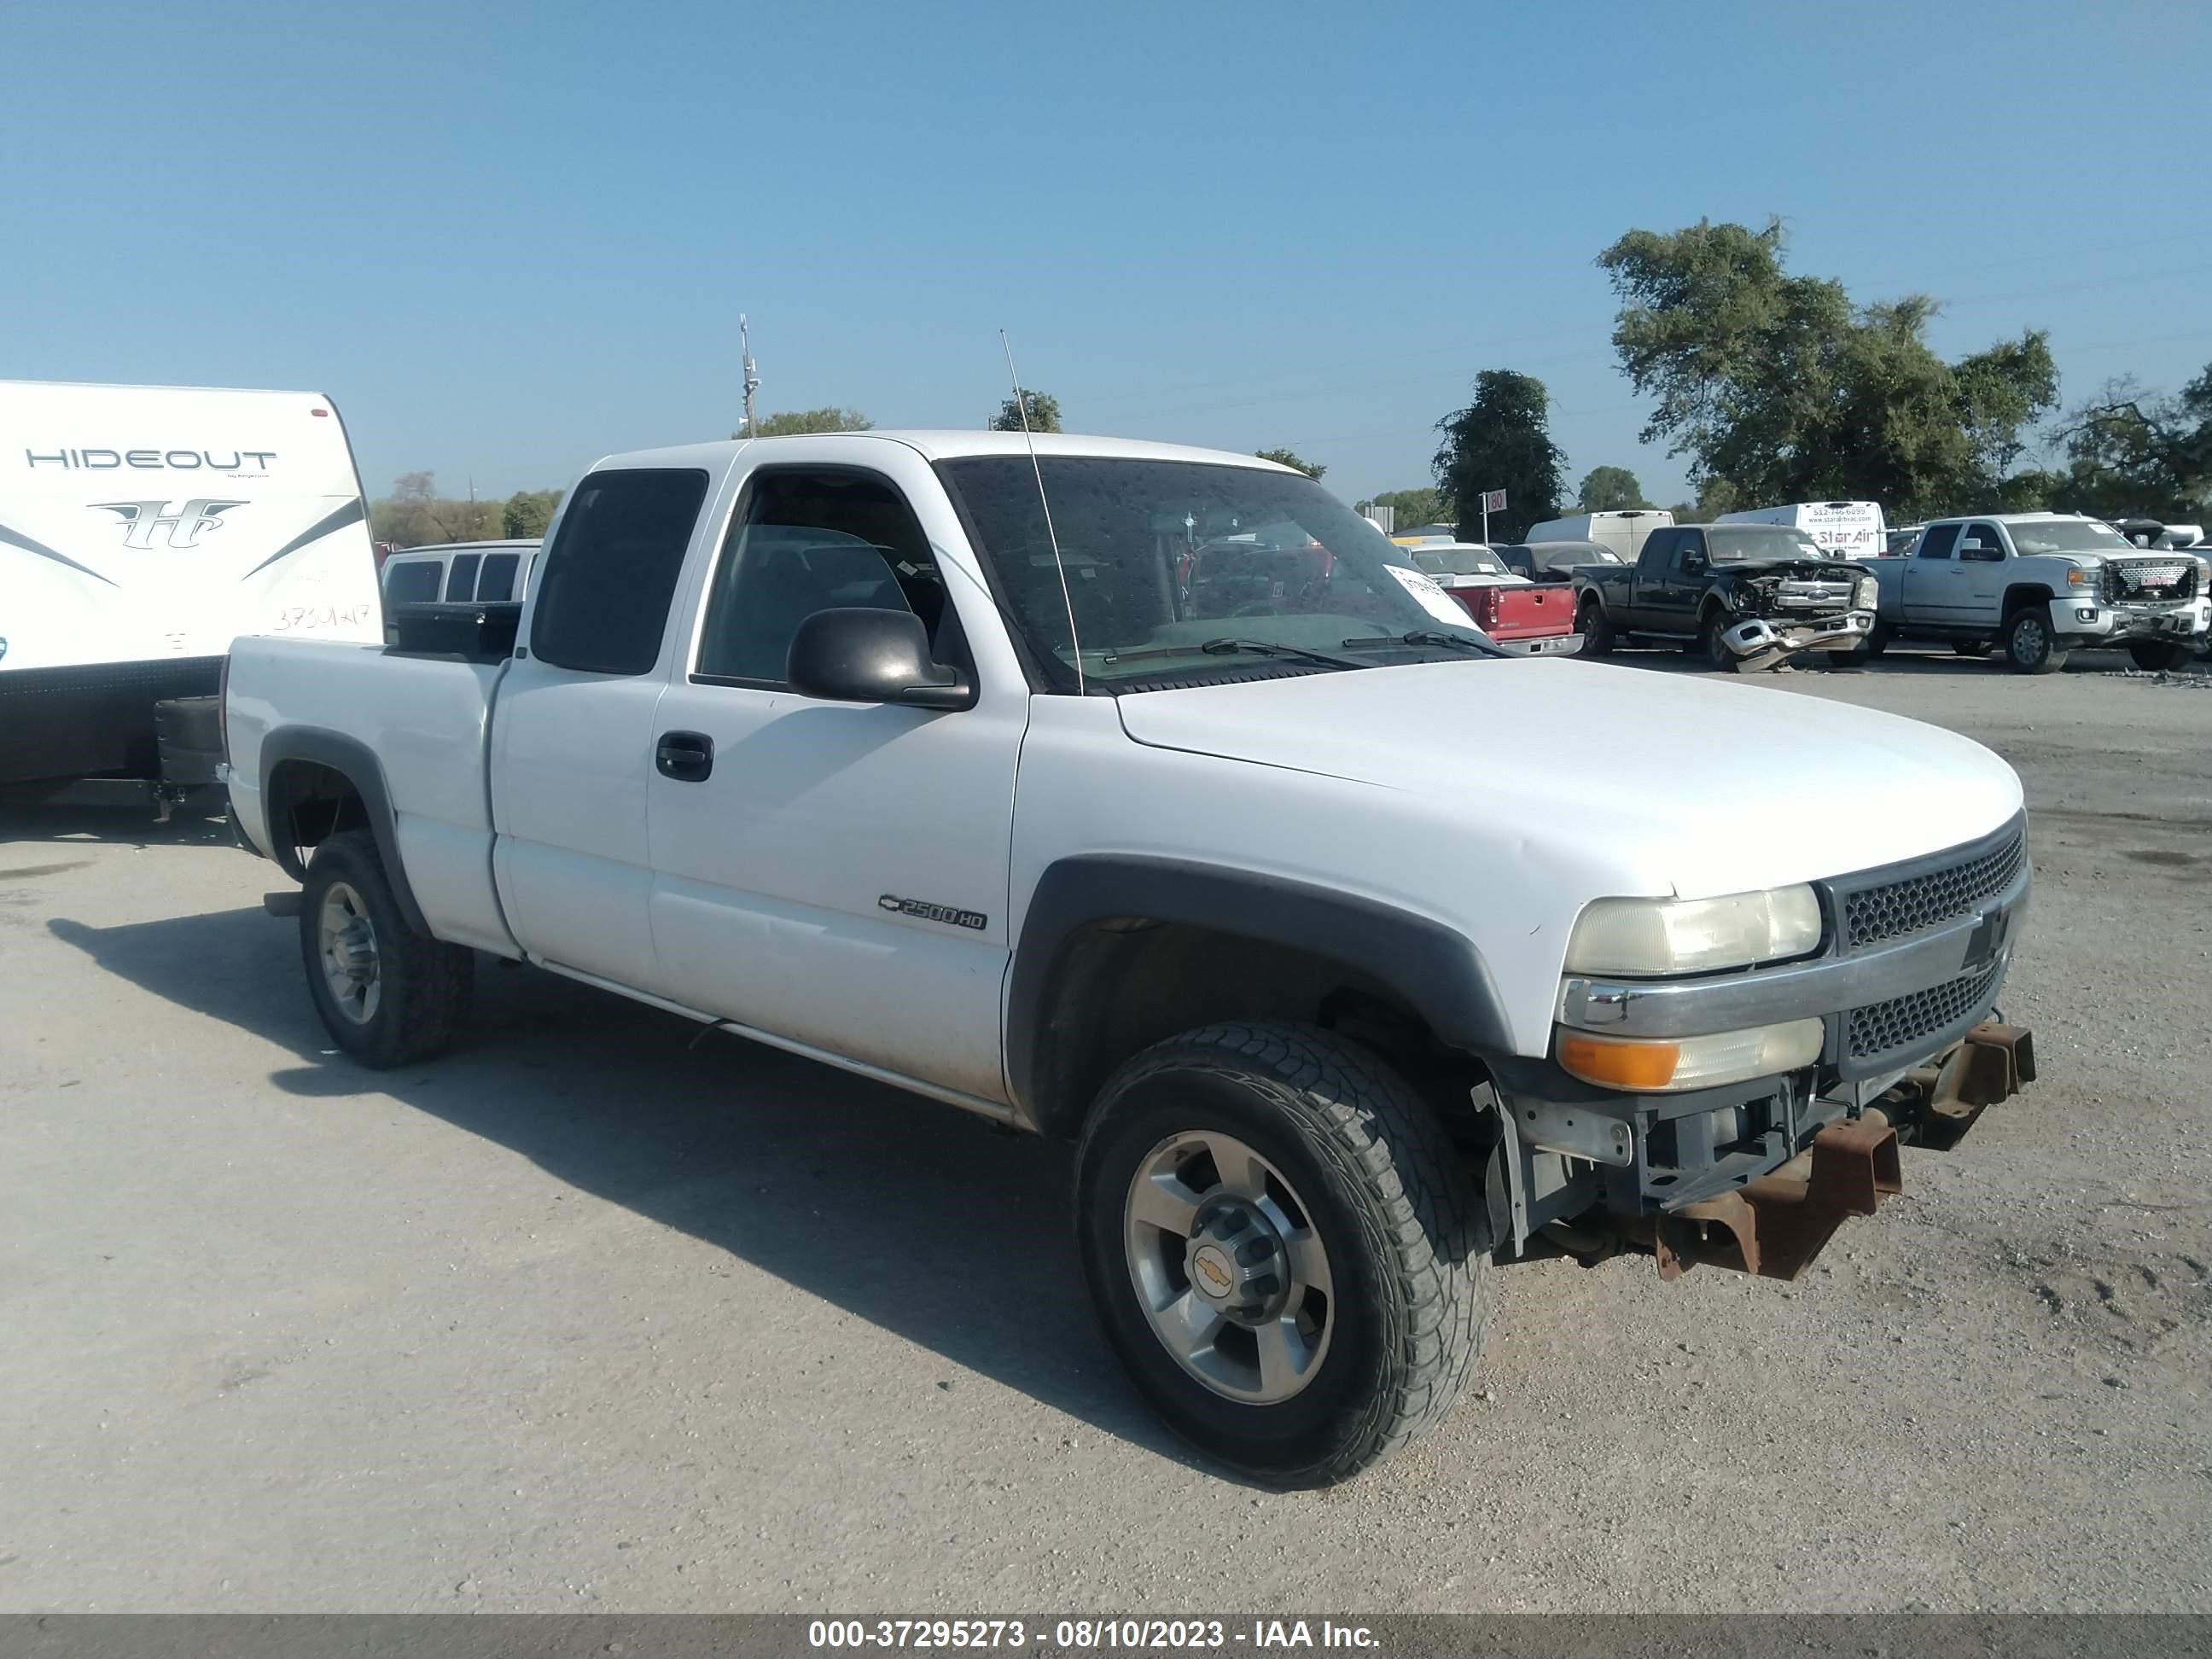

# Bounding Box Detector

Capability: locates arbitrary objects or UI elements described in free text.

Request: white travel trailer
[1714,500,1889,559]
[0,380,381,807]
[1523,508,1674,562]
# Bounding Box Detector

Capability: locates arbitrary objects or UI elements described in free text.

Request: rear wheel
[2003,608,2068,675]
[2129,640,2193,672]
[1575,597,1614,656]
[1074,1023,1489,1487]
[299,830,474,1067]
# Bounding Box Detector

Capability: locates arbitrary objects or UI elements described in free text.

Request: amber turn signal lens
[1557,1032,1680,1091]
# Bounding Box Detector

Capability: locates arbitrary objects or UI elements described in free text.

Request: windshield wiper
[1339,630,1498,655]
[1102,636,1368,670]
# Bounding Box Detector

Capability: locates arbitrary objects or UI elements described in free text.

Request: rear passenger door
[1903,522,1964,624]
[643,448,1027,1104]
[489,466,713,990]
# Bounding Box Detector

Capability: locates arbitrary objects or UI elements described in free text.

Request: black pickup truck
[1572,523,1878,670]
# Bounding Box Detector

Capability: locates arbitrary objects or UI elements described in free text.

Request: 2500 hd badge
[878,894,988,929]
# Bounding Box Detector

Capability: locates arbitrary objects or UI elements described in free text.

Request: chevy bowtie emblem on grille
[95,497,245,550]
[1961,905,2012,971]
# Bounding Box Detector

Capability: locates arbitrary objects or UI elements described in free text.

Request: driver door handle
[655,731,714,783]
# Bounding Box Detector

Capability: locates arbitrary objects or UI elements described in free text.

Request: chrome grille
[1848,960,2004,1061]
[1840,828,2025,949]
[2104,559,2198,605]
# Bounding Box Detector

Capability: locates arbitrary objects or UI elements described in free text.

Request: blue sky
[8,0,2209,508]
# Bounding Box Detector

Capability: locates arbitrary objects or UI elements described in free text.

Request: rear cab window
[1918,524,1963,561]
[529,469,711,675]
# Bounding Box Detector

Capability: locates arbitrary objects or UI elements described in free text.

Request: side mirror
[1681,553,1707,575]
[786,608,974,711]
[1959,539,2001,562]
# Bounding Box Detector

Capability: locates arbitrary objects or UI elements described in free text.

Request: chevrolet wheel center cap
[1192,1246,1235,1299]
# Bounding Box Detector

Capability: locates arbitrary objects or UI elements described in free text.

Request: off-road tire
[1074,1022,1490,1487]
[299,830,474,1068]
[1575,597,1614,656]
[2003,608,2068,675]
[1700,612,1738,672]
[2128,640,2194,672]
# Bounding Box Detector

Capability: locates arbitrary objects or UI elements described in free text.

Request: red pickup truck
[1409,544,1580,655]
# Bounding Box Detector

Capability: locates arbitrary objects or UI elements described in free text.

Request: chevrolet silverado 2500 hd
[223,432,2037,1485]
[1866,513,2209,672]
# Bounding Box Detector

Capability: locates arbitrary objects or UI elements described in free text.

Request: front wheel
[1700,612,1738,672]
[1074,1023,1490,1487]
[2003,608,2069,675]
[2129,639,2194,672]
[300,830,474,1068]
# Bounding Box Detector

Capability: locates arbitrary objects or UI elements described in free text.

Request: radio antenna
[999,330,1084,694]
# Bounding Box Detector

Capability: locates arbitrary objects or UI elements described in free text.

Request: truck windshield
[936,457,1494,690]
[2005,520,2131,555]
[1707,527,1829,562]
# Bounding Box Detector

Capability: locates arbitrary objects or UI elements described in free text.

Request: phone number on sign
[806,1621,1242,1650]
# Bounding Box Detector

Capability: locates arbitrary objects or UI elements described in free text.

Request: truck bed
[1439,579,1575,640]
[225,636,518,956]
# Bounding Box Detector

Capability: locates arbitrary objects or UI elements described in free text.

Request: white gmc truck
[223,432,2038,1485]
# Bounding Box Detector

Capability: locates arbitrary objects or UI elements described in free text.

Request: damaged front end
[1717,561,1877,668]
[1481,815,2036,1283]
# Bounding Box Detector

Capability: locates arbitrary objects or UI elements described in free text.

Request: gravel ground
[1,646,2207,1613]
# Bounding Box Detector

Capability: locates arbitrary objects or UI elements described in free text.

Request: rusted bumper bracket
[1622,1022,2036,1282]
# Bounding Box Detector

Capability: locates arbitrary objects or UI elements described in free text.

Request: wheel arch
[1006,855,1512,1138]
[260,727,429,936]
[2002,581,2056,616]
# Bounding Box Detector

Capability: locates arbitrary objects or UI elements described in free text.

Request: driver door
[643,445,1028,1105]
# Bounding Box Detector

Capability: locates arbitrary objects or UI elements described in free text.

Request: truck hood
[1728,558,1871,579]
[1113,659,2023,899]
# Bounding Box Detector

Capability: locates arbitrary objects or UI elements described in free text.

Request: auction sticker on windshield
[1382,562,1476,627]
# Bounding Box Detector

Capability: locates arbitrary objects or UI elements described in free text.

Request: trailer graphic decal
[94,498,245,550]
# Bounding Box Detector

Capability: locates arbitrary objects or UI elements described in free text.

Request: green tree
[1598,218,2058,520]
[502,488,565,539]
[1255,447,1324,479]
[990,388,1062,433]
[1576,465,1650,511]
[736,406,874,438]
[2048,366,2212,521]
[1356,486,1450,531]
[1432,370,1567,542]
[370,472,533,548]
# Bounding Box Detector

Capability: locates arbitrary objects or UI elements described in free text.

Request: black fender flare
[259,727,431,936]
[1004,854,1514,1132]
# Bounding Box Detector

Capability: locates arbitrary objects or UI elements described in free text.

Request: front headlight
[1557,1019,1825,1093]
[1565,886,1823,976]
[1854,574,1878,609]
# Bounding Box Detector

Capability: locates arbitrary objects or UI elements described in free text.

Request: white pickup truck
[223,431,2039,1484]
[1866,512,2209,672]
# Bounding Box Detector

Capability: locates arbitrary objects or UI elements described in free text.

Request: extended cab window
[530,469,708,675]
[1918,524,1962,561]
[694,468,963,687]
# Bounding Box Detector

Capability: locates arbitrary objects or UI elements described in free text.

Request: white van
[0,379,381,805]
[1523,509,1674,562]
[1714,500,1888,559]
[380,539,538,609]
